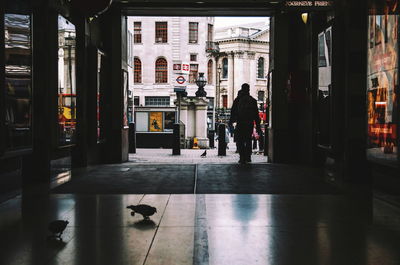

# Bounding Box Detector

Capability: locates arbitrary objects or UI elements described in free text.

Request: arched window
[155,58,168,83]
[222,58,228,79]
[134,57,142,83]
[257,57,264,78]
[207,60,213,84]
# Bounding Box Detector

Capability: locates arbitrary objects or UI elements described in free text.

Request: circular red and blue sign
[176,76,186,84]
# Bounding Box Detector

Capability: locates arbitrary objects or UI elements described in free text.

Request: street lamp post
[216,65,222,122]
[195,72,207,97]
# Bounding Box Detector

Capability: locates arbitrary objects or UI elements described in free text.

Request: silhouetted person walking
[229,90,243,153]
[229,83,261,164]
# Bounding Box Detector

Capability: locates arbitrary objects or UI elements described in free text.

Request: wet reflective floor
[1,191,400,265]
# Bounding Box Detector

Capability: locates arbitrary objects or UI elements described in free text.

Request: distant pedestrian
[229,83,261,164]
[252,126,259,150]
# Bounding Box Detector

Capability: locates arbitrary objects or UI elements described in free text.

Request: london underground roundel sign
[176,75,186,84]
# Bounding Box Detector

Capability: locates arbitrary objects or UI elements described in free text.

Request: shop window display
[4,14,32,150]
[317,27,332,147]
[367,14,398,164]
[135,111,175,133]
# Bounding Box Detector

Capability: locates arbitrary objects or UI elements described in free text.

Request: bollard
[264,125,268,156]
[218,123,226,156]
[129,123,136,154]
[172,123,180,155]
[208,130,215,148]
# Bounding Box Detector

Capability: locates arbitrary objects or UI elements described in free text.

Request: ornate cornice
[234,51,244,58]
[246,51,256,59]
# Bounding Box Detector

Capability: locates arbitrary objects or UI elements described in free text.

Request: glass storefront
[367,14,398,164]
[317,26,332,147]
[58,15,76,145]
[4,13,32,150]
[135,110,176,133]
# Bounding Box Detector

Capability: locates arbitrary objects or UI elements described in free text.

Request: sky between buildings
[214,16,269,29]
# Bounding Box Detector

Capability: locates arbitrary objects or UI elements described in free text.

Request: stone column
[194,98,209,148]
[177,98,190,138]
[228,52,235,107]
[248,52,257,97]
[234,51,244,102]
[177,97,209,148]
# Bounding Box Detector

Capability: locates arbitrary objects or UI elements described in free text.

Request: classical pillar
[177,97,209,148]
[228,52,235,107]
[194,98,209,148]
[234,51,244,100]
[247,52,257,97]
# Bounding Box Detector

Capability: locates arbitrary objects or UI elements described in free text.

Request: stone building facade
[129,16,215,109]
[214,21,270,111]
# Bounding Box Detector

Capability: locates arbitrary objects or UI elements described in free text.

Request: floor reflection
[0,193,399,265]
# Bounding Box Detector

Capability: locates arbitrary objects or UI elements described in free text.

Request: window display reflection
[367,15,398,163]
[4,14,32,149]
[317,27,332,147]
[58,16,76,145]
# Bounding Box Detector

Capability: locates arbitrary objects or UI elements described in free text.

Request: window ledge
[154,42,169,45]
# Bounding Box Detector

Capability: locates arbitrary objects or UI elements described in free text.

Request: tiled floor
[1,147,400,265]
[1,191,400,265]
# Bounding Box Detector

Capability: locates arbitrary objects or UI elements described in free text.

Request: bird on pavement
[127,204,157,220]
[48,220,69,240]
[200,150,207,157]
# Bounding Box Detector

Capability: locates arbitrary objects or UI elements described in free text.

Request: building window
[258,91,265,101]
[134,96,140,106]
[189,22,198,43]
[190,54,197,61]
[207,60,213,84]
[155,22,167,43]
[257,57,265,78]
[222,95,228,108]
[145,96,170,106]
[134,57,142,83]
[155,58,168,83]
[222,58,228,79]
[207,24,213,42]
[134,22,141,43]
[189,64,198,83]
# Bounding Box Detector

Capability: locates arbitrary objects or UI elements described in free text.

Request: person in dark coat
[229,83,261,163]
[229,90,243,153]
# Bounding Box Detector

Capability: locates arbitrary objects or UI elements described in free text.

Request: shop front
[135,107,176,148]
[367,6,399,167]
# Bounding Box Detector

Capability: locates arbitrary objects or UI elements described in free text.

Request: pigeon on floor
[200,150,207,157]
[127,204,157,220]
[48,220,69,240]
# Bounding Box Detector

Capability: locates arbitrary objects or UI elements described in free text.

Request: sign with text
[284,0,333,10]
[173,62,190,75]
